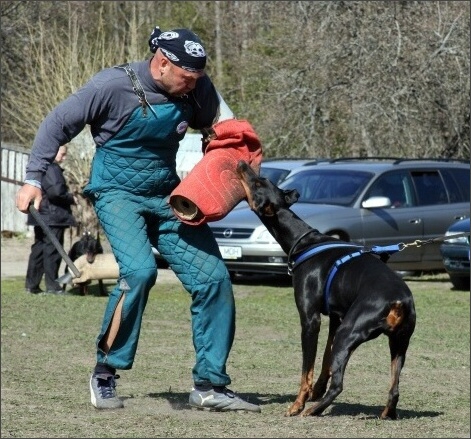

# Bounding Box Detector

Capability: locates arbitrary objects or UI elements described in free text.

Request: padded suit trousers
[92,191,235,387]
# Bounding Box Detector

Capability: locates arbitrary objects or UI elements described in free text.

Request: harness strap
[287,229,320,265]
[289,231,469,315]
[116,63,158,119]
[289,241,404,315]
[288,242,363,274]
[323,251,364,315]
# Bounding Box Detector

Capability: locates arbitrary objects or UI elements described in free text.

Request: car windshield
[279,169,373,206]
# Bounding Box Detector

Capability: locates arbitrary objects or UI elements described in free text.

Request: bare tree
[2,1,469,161]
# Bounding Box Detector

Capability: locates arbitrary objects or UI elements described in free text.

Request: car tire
[449,275,470,291]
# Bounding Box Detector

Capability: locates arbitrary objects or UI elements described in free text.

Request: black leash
[288,231,470,273]
[400,232,470,248]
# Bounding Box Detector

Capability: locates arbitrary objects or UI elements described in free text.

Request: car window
[280,170,372,206]
[364,171,414,208]
[441,168,470,203]
[411,171,448,205]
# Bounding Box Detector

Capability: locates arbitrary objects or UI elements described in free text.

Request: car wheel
[449,275,470,291]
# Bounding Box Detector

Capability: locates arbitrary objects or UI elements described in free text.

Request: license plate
[219,246,242,260]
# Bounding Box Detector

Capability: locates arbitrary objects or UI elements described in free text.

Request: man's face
[156,54,205,97]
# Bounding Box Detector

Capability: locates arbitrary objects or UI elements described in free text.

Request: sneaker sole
[190,405,248,412]
[189,403,260,413]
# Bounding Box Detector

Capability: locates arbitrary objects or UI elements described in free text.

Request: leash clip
[400,240,424,249]
[287,261,294,276]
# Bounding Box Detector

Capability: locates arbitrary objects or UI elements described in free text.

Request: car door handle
[408,218,422,224]
[455,215,467,220]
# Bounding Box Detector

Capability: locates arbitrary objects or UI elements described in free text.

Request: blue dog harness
[288,237,402,315]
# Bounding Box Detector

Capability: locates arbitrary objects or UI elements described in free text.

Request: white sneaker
[189,387,261,412]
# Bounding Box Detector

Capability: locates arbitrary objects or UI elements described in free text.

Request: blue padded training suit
[25,59,236,388]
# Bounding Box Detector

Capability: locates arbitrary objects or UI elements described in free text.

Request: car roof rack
[263,156,468,166]
[323,157,469,165]
[390,157,469,165]
[261,157,314,162]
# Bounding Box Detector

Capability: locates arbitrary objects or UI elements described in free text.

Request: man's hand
[16,184,42,213]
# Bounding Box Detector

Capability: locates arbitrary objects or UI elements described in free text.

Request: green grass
[1,274,469,438]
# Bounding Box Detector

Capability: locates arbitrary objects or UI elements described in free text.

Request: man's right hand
[16,184,42,213]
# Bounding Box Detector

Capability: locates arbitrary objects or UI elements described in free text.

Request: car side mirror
[362,196,392,209]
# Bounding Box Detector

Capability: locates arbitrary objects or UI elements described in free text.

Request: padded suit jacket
[24,58,228,186]
[27,162,77,227]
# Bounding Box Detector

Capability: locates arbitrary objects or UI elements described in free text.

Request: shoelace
[214,386,235,398]
[224,388,236,399]
[97,374,120,399]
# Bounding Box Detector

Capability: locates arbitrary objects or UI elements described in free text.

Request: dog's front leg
[285,310,321,417]
[286,369,314,416]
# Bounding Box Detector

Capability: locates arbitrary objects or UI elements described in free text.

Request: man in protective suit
[16,26,261,413]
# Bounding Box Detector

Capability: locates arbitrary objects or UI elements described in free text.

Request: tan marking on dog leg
[301,401,321,416]
[312,331,334,400]
[286,369,313,416]
[386,301,404,329]
[380,356,399,420]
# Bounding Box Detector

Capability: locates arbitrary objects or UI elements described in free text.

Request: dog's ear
[284,189,300,206]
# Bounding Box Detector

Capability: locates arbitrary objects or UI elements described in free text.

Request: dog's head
[77,231,103,263]
[236,160,299,217]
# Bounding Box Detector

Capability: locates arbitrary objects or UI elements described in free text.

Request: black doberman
[236,160,416,419]
[64,231,106,296]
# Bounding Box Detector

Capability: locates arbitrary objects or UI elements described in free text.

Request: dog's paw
[285,403,304,417]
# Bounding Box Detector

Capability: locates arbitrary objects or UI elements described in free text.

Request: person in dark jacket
[25,144,77,294]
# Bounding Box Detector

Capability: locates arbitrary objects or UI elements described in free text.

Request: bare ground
[1,233,469,438]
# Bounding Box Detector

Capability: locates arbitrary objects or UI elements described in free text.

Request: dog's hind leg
[380,311,415,420]
[301,310,384,417]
